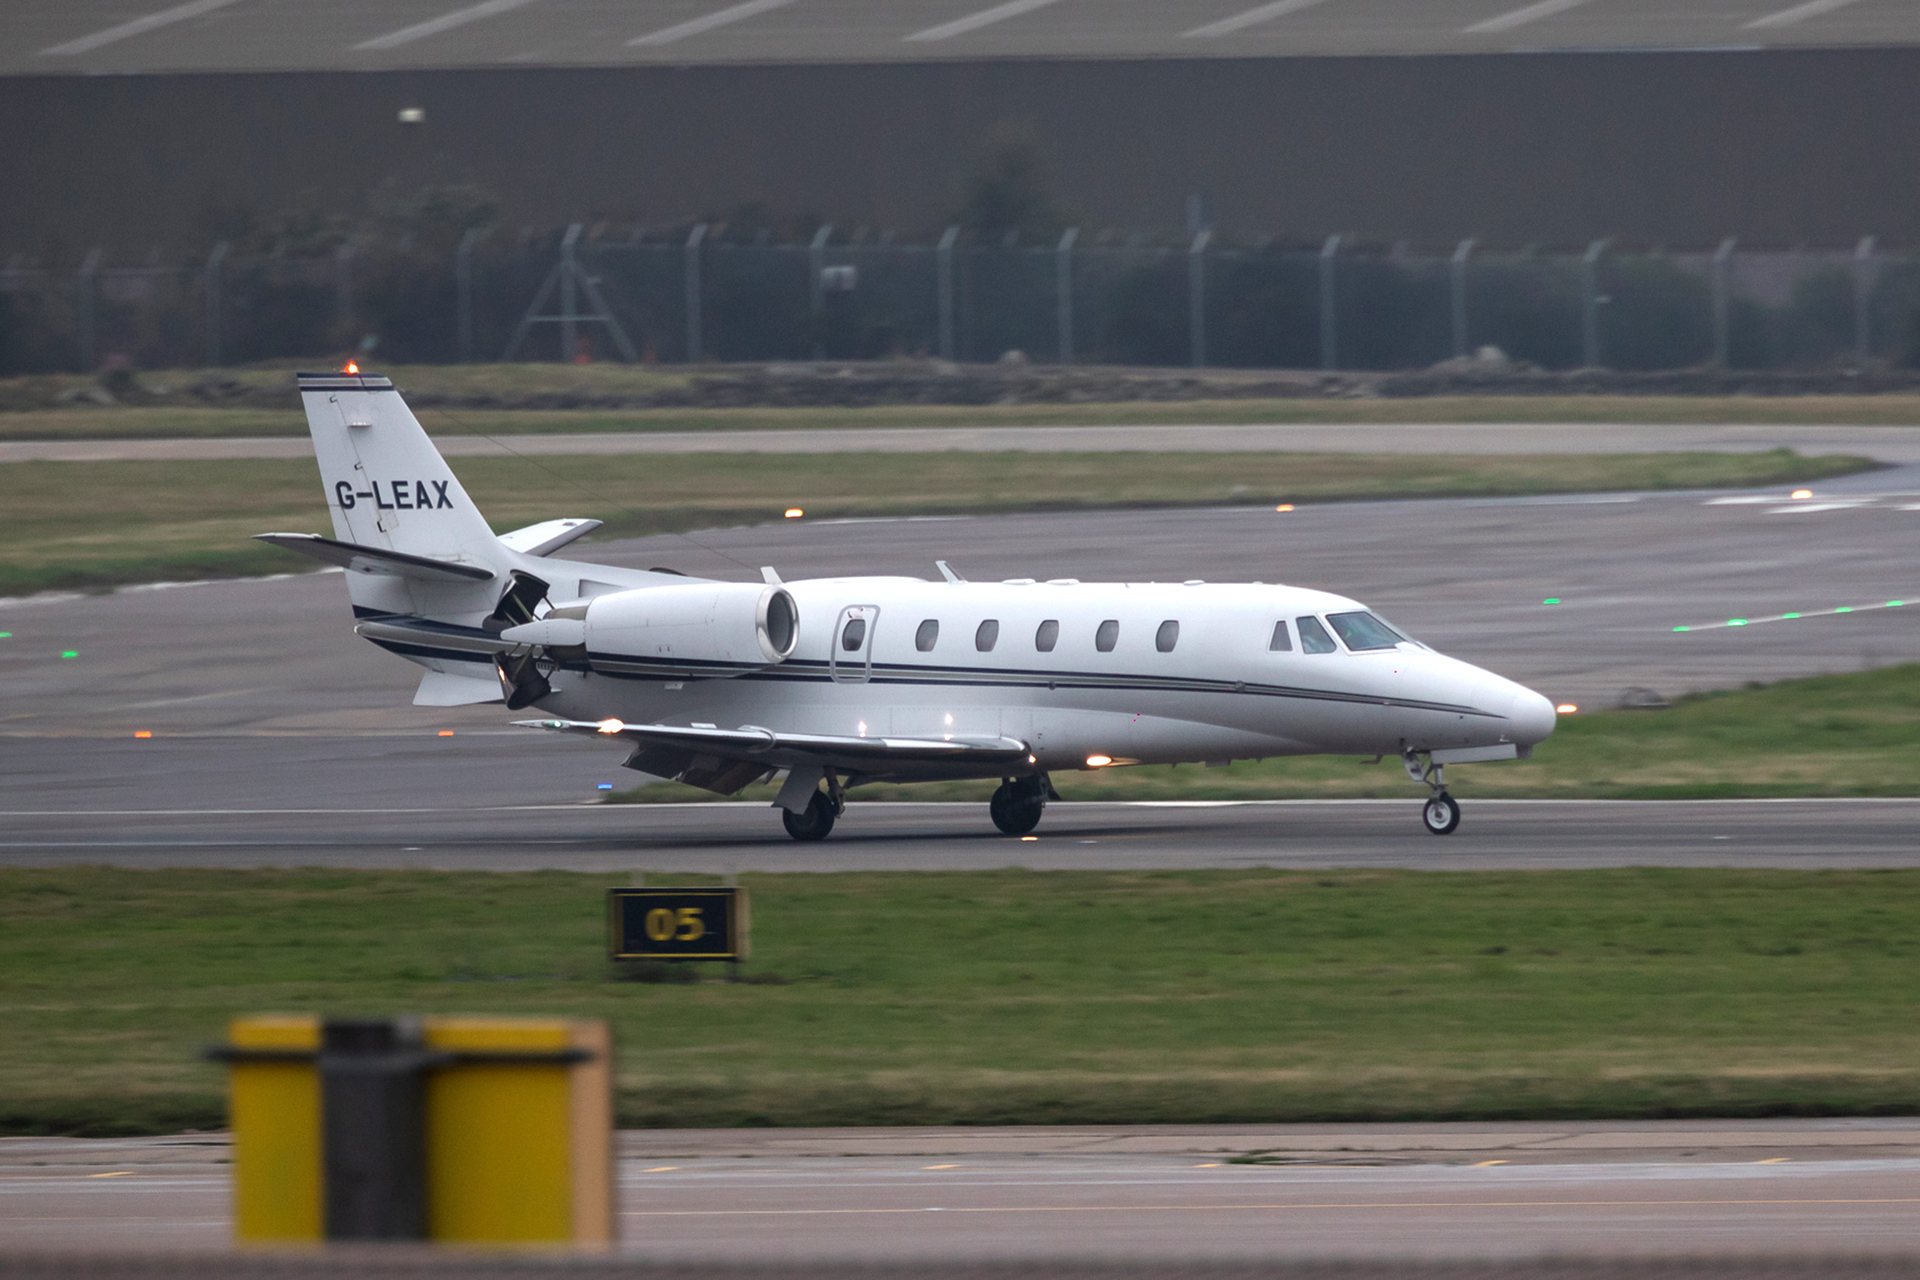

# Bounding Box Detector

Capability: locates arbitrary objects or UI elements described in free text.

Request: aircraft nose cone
[1509,687,1557,746]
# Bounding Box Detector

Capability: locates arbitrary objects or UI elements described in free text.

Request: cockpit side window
[1296,615,1337,654]
[1268,620,1292,652]
[1327,610,1405,652]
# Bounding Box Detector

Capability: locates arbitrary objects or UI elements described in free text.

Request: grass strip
[0,448,1871,597]
[8,395,1920,440]
[2,866,1917,1136]
[617,664,1920,805]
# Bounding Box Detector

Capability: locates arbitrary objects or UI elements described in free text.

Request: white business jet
[260,371,1555,841]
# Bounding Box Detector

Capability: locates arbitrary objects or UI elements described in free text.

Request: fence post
[1449,238,1475,359]
[1318,234,1342,371]
[1055,227,1078,365]
[559,224,583,361]
[1711,237,1736,368]
[455,227,483,364]
[1853,235,1878,367]
[333,242,356,342]
[936,226,959,361]
[1580,238,1610,369]
[684,224,707,364]
[808,224,832,359]
[75,248,102,371]
[1187,229,1212,368]
[206,241,229,368]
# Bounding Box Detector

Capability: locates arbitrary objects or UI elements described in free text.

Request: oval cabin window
[1156,620,1180,653]
[841,617,867,651]
[1035,619,1060,652]
[915,619,939,652]
[1095,619,1119,653]
[975,619,1000,652]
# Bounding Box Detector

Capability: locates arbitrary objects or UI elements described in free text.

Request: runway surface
[6,1122,1920,1258]
[6,796,1920,871]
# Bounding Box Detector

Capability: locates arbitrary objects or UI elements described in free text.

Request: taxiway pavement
[5,1122,1919,1258]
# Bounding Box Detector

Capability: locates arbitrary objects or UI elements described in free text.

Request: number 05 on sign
[608,887,748,962]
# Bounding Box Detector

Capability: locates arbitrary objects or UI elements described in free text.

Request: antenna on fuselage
[761,566,782,584]
[935,560,965,584]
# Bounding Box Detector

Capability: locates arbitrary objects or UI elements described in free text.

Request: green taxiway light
[1673,625,1692,632]
[1835,606,1854,614]
[0,631,11,639]
[1727,619,1748,627]
[1781,612,1800,619]
[1888,601,1905,608]
[1541,598,1561,606]
[58,650,78,659]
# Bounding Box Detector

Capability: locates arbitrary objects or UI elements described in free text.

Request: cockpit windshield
[1326,610,1406,652]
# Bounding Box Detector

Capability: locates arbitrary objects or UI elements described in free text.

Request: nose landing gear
[989,774,1051,836]
[1404,751,1461,836]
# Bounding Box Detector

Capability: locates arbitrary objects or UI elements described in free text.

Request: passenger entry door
[831,605,878,684]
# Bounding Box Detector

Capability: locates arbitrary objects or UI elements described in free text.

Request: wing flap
[516,717,1031,792]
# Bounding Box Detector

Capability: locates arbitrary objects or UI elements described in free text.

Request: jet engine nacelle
[577,582,799,673]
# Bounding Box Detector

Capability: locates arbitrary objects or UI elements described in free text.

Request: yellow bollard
[217,1015,612,1248]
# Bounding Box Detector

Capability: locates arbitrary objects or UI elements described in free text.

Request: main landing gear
[989,774,1051,836]
[1404,751,1461,836]
[782,771,846,842]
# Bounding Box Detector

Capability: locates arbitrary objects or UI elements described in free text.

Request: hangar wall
[3,48,1916,255]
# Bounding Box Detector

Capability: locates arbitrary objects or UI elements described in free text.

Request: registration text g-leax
[335,479,454,511]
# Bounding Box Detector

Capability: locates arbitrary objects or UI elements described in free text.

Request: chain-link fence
[6,229,1917,376]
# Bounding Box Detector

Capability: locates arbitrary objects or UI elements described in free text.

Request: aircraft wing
[515,718,1030,794]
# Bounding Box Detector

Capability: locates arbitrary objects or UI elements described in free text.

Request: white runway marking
[1464,0,1596,35]
[1183,0,1337,39]
[904,0,1067,43]
[629,0,802,47]
[39,0,247,56]
[354,0,544,51]
[1744,0,1868,30]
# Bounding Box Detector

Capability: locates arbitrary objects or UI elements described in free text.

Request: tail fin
[289,370,508,618]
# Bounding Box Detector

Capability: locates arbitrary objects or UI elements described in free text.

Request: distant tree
[955,126,1063,238]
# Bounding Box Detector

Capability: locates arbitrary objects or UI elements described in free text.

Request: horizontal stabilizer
[413,669,503,707]
[497,518,603,557]
[254,532,495,583]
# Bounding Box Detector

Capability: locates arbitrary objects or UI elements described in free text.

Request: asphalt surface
[5,469,1920,865]
[17,0,1920,75]
[10,421,1920,463]
[6,1123,1920,1258]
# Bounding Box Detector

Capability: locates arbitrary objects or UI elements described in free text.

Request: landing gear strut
[782,770,846,842]
[1404,751,1461,836]
[989,774,1049,837]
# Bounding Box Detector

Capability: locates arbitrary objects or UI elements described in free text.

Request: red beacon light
[343,359,360,375]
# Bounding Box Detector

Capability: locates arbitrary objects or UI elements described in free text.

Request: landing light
[1086,754,1114,768]
[1790,488,1813,500]
[1555,703,1578,715]
[596,718,626,735]
[1274,504,1294,513]
[784,507,804,520]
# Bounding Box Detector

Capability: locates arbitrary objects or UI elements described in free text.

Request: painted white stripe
[904,0,1068,43]
[1463,0,1596,35]
[1743,0,1868,30]
[629,0,802,47]
[39,0,248,57]
[354,0,543,51]
[1184,0,1336,39]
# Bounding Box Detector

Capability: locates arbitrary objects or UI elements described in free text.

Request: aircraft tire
[1421,792,1461,836]
[989,784,1045,837]
[782,791,838,841]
